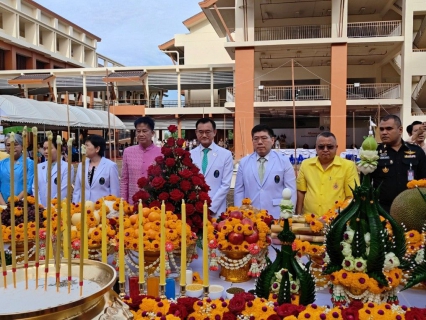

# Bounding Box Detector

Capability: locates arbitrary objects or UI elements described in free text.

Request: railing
[414,16,426,47]
[255,25,331,41]
[347,20,402,38]
[139,99,225,108]
[255,85,330,101]
[413,48,426,52]
[346,83,400,99]
[412,76,426,100]
[226,87,234,102]
[392,54,401,70]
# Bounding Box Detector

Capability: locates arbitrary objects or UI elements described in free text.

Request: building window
[36,60,46,69]
[39,32,43,45]
[56,38,60,51]
[0,49,5,70]
[0,13,3,29]
[16,54,27,70]
[19,21,25,38]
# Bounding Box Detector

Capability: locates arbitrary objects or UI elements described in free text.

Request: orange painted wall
[110,105,145,116]
[234,47,255,159]
[330,44,347,149]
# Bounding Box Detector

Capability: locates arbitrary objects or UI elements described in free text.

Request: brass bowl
[0,259,116,320]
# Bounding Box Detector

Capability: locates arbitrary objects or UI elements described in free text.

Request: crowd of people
[0,115,424,219]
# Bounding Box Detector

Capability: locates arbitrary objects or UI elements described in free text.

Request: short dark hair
[43,137,58,150]
[317,131,337,141]
[134,116,155,131]
[195,118,216,130]
[251,124,274,138]
[412,121,422,127]
[406,124,413,135]
[85,134,106,157]
[381,115,401,127]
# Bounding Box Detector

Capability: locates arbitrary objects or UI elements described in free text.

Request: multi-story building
[198,0,426,158]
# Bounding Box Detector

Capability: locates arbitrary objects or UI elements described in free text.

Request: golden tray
[0,259,117,320]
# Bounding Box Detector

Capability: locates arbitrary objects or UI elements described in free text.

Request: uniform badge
[54,177,57,185]
[382,167,389,173]
[333,183,338,190]
[42,166,45,169]
[99,177,105,185]
[274,175,280,183]
[390,160,393,164]
[214,170,219,178]
[405,150,416,155]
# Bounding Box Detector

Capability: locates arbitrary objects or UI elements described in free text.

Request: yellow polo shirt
[0,151,9,160]
[296,156,360,216]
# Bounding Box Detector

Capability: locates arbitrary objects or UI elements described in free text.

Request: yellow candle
[62,201,69,259]
[101,200,107,263]
[44,131,53,291]
[138,200,144,284]
[203,201,209,287]
[79,144,86,296]
[55,136,62,291]
[0,209,7,288]
[159,201,166,285]
[66,138,73,292]
[32,127,40,289]
[22,127,29,289]
[118,199,125,283]
[180,200,186,286]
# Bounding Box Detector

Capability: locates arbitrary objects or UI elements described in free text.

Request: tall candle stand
[139,282,146,296]
[203,286,209,298]
[159,284,166,299]
[119,282,126,300]
[180,284,186,298]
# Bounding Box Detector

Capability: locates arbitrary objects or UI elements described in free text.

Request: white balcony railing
[143,99,225,108]
[255,85,330,101]
[347,20,402,38]
[412,76,426,100]
[413,48,426,52]
[255,25,331,41]
[347,83,400,99]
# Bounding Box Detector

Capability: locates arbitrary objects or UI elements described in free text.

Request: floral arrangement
[0,196,45,242]
[407,179,426,189]
[132,125,212,236]
[123,293,426,320]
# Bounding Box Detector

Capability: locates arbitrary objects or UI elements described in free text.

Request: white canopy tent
[0,95,126,129]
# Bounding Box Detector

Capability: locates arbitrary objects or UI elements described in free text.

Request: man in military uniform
[371,115,426,212]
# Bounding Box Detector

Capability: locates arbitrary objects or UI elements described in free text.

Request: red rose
[167,303,188,319]
[176,138,185,147]
[190,166,200,174]
[176,297,199,314]
[198,191,210,202]
[165,202,175,212]
[149,200,161,208]
[195,201,204,213]
[158,192,169,201]
[222,312,237,320]
[168,125,178,133]
[235,292,255,301]
[125,294,144,311]
[341,307,359,320]
[132,190,150,203]
[137,177,149,188]
[276,303,301,318]
[167,137,175,147]
[148,165,162,176]
[404,309,426,320]
[169,174,180,184]
[179,169,193,179]
[188,192,197,201]
[165,158,176,167]
[161,147,172,156]
[201,183,210,192]
[191,214,203,227]
[349,300,364,310]
[182,157,193,167]
[266,316,281,320]
[228,295,246,314]
[186,203,195,215]
[191,176,203,186]
[170,189,184,202]
[151,177,166,189]
[180,180,192,192]
[155,156,164,165]
[175,148,185,157]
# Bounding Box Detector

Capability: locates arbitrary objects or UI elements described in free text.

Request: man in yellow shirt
[296,132,359,216]
[0,151,9,160]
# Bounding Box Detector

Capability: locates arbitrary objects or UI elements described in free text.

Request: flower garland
[407,179,426,189]
[123,293,425,320]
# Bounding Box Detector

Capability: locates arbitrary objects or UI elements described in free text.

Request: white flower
[364,233,371,245]
[271,281,280,293]
[366,247,370,255]
[342,257,355,271]
[343,230,354,243]
[415,250,424,265]
[324,252,330,264]
[353,257,367,272]
[359,149,379,161]
[383,252,400,271]
[341,241,352,257]
[290,280,300,293]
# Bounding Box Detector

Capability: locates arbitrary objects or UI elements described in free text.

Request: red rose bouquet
[132,125,212,235]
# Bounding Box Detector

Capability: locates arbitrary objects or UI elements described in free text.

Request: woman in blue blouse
[0,133,34,205]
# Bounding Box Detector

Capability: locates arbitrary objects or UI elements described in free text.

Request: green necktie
[202,148,209,174]
[258,157,266,183]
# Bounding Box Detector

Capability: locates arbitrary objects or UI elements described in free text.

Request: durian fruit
[390,188,426,232]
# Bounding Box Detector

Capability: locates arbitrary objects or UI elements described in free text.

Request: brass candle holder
[118,282,126,300]
[159,284,166,299]
[179,284,186,298]
[203,286,209,298]
[139,282,146,296]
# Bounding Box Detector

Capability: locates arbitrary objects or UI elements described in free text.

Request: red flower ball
[151,177,166,189]
[228,295,246,314]
[168,125,178,133]
[169,189,184,202]
[137,177,149,188]
[180,180,192,192]
[179,169,193,179]
[169,174,180,184]
[158,192,169,201]
[165,158,176,167]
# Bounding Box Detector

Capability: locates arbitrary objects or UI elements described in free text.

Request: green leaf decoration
[402,262,426,291]
[365,202,386,274]
[277,270,291,305]
[368,271,388,287]
[255,246,282,299]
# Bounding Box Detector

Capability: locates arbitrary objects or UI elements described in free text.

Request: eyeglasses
[196,130,213,136]
[317,145,335,150]
[252,136,270,142]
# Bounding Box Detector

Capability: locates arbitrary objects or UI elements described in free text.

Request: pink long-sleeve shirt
[120,143,162,203]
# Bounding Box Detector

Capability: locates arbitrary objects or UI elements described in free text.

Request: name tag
[404,155,416,159]
[379,156,390,159]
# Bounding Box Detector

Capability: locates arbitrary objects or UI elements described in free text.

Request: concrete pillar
[330,43,347,148]
[234,47,255,159]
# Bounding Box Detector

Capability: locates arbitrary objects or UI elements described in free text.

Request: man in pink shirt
[120,117,162,203]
